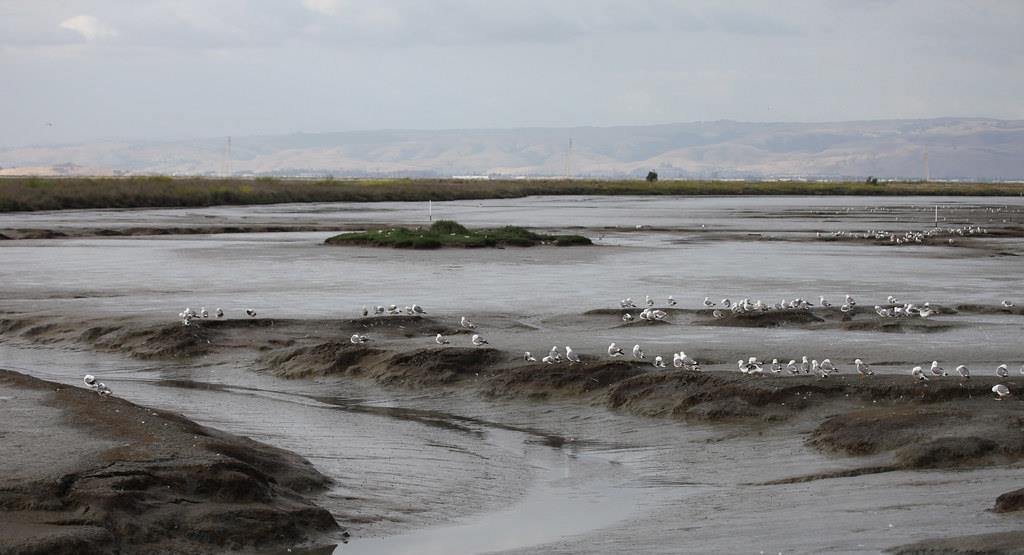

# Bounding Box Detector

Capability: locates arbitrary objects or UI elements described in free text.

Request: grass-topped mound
[325,220,592,249]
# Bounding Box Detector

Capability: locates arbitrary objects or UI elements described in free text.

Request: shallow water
[2,195,1024,553]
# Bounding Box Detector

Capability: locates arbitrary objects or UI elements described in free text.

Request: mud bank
[0,224,357,240]
[0,369,340,555]
[888,531,1024,555]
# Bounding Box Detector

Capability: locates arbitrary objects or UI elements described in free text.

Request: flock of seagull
[818,224,991,246]
[160,292,1021,402]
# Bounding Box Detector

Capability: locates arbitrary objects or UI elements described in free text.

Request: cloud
[59,15,117,41]
[302,0,339,16]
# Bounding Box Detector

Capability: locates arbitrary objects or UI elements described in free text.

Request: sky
[1,0,1022,147]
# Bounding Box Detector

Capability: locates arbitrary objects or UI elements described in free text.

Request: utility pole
[564,138,573,179]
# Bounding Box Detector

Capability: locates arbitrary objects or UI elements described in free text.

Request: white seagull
[1002,300,1015,309]
[524,351,537,362]
[956,364,970,379]
[412,304,426,314]
[608,342,624,357]
[996,364,1009,378]
[820,296,832,308]
[787,360,799,375]
[929,361,947,377]
[83,374,97,390]
[350,334,369,344]
[565,346,581,364]
[799,356,811,374]
[200,307,209,319]
[216,307,224,318]
[435,333,450,345]
[854,359,874,376]
[653,356,667,368]
[820,359,838,374]
[622,313,634,322]
[245,308,257,318]
[703,297,715,308]
[632,344,646,360]
[362,305,369,317]
[993,384,1011,400]
[667,295,677,307]
[460,316,476,329]
[911,366,929,381]
[471,334,489,346]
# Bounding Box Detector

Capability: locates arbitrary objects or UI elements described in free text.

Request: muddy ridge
[0,369,341,555]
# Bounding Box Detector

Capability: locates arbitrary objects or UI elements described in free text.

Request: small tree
[646,170,658,183]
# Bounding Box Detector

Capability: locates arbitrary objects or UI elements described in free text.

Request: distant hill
[1,118,1022,180]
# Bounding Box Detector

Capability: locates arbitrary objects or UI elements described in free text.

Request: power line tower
[923,147,929,182]
[224,136,232,177]
[564,138,573,179]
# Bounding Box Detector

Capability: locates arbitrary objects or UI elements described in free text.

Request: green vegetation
[2,176,1024,212]
[325,220,592,249]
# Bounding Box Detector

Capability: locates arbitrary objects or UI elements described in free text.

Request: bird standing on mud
[911,366,929,381]
[471,334,488,346]
[435,333,449,345]
[632,344,646,360]
[855,359,874,376]
[524,352,536,362]
[216,307,224,318]
[996,364,1010,378]
[930,361,947,377]
[565,346,581,363]
[787,360,799,374]
[350,334,369,344]
[460,316,476,329]
[993,384,1011,400]
[653,356,666,368]
[956,365,970,379]
[245,308,257,318]
[608,342,624,357]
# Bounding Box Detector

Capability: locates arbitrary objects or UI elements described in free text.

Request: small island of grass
[325,220,592,249]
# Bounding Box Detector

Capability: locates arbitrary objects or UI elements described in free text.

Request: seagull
[411,304,426,314]
[460,316,476,329]
[565,346,581,363]
[787,359,799,375]
[621,297,636,308]
[854,359,874,376]
[678,351,698,371]
[471,334,489,346]
[350,334,369,344]
[245,308,256,318]
[993,384,1011,400]
[215,307,224,318]
[887,295,899,305]
[667,295,677,307]
[996,364,1010,378]
[524,351,536,362]
[956,364,970,379]
[549,345,562,363]
[541,355,555,364]
[712,310,724,319]
[622,313,634,322]
[845,295,856,307]
[703,297,715,308]
[645,295,654,308]
[653,356,667,368]
[1002,300,1015,309]
[608,342,624,357]
[96,382,112,396]
[911,366,929,381]
[375,305,385,315]
[632,344,646,360]
[799,356,811,374]
[84,374,97,389]
[200,307,208,318]
[721,298,732,308]
[820,296,832,308]
[840,303,852,313]
[929,361,947,377]
[362,305,369,317]
[820,359,838,374]
[435,333,450,345]
[673,352,684,368]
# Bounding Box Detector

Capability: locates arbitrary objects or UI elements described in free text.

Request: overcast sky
[2,0,1022,147]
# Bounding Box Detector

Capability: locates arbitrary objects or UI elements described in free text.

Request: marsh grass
[2,176,1023,212]
[325,220,592,249]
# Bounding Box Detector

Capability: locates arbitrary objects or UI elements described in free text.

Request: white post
[934,205,938,227]
[428,200,432,222]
